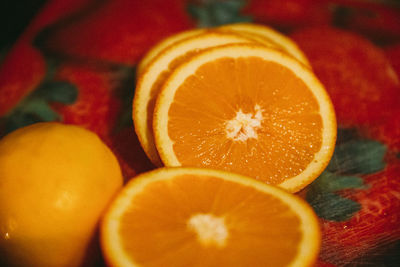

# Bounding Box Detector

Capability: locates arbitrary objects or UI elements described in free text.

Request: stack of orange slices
[133,23,336,193]
[101,23,338,267]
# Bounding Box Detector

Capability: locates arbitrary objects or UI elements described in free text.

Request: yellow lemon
[0,122,123,267]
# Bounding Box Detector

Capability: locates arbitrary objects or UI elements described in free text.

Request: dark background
[0,0,47,48]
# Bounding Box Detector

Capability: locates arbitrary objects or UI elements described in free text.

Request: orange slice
[154,44,336,192]
[218,23,310,66]
[133,31,263,166]
[136,28,206,76]
[101,167,321,267]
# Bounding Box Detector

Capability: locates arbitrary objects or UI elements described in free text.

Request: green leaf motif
[306,171,367,221]
[311,172,368,192]
[187,0,252,28]
[35,81,78,104]
[2,80,78,136]
[336,127,359,144]
[3,99,59,135]
[306,189,361,222]
[112,66,136,133]
[306,127,387,222]
[3,113,40,135]
[327,140,387,175]
[1,28,81,137]
[19,99,60,121]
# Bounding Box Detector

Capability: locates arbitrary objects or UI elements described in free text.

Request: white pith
[225,104,264,141]
[187,213,228,247]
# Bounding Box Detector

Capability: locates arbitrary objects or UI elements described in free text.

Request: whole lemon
[0,122,123,267]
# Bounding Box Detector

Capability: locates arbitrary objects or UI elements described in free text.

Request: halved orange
[218,23,310,66]
[136,28,206,76]
[133,31,263,166]
[154,44,336,192]
[101,167,321,267]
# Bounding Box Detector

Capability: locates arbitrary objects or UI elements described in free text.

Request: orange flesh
[119,174,301,266]
[167,57,322,185]
[147,50,202,136]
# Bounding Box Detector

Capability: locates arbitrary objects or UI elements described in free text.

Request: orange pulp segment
[154,44,336,192]
[133,31,263,166]
[101,167,321,267]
